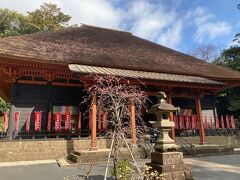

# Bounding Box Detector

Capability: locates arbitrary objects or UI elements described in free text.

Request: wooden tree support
[130,98,137,145]
[195,96,206,144]
[91,94,97,150]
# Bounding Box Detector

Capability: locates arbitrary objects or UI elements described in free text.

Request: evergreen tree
[27,3,71,31]
[0,3,71,38]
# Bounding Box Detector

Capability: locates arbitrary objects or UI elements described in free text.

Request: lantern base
[146,151,193,180]
[154,142,178,152]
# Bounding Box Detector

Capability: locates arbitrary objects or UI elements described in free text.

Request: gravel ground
[0,154,239,180]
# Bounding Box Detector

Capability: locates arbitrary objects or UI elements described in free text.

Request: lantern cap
[148,91,179,114]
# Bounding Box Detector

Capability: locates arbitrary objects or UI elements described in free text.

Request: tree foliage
[0,3,71,38]
[216,46,240,116]
[219,46,240,71]
[215,4,240,117]
[0,97,8,116]
[0,9,38,37]
[215,47,240,117]
[27,3,71,31]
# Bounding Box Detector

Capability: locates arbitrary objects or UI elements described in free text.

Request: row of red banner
[3,112,235,132]
[173,115,236,130]
[14,111,43,132]
[3,111,108,132]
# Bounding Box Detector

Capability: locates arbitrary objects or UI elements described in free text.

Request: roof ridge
[81,23,132,34]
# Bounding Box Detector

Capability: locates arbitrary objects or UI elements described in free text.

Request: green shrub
[111,160,133,180]
[0,116,3,131]
[0,97,8,116]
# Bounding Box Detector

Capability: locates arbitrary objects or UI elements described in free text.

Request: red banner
[54,112,61,131]
[47,112,51,131]
[14,111,20,132]
[204,116,208,129]
[221,115,225,129]
[3,112,8,132]
[226,115,230,129]
[78,112,81,130]
[173,115,179,129]
[179,116,185,130]
[185,116,190,130]
[26,111,31,132]
[65,112,71,130]
[34,111,42,131]
[191,115,197,129]
[209,116,213,129]
[230,116,235,129]
[215,116,220,129]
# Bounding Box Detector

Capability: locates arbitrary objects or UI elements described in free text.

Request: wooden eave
[0,57,228,102]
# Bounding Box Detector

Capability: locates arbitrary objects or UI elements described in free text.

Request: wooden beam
[130,98,137,145]
[195,96,206,145]
[91,94,97,150]
[17,80,48,85]
[52,82,82,87]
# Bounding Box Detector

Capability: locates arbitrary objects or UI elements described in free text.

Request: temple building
[0,24,240,147]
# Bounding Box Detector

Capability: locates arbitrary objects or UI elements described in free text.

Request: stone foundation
[146,152,193,180]
[0,139,110,162]
[176,135,240,147]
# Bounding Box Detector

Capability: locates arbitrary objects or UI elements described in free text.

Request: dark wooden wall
[172,95,215,114]
[9,83,85,132]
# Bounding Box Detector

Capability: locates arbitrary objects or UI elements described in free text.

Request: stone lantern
[148,92,178,152]
[146,92,193,180]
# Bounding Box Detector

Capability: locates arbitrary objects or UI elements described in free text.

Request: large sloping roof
[0,24,240,82]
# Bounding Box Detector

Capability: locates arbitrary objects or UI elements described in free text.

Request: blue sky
[0,0,239,54]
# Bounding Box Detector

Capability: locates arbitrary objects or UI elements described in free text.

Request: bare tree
[84,75,149,179]
[190,43,222,63]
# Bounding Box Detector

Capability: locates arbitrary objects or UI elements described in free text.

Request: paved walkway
[185,155,240,180]
[0,155,239,180]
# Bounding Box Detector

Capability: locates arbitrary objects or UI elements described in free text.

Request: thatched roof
[0,24,240,83]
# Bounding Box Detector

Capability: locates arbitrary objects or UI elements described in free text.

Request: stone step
[67,149,111,164]
[67,147,143,164]
[180,144,236,157]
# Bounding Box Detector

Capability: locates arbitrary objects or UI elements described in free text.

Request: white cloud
[157,21,182,48]
[188,7,232,43]
[196,22,231,41]
[0,0,184,49]
[124,0,183,49]
[0,0,122,28]
[0,0,61,14]
[60,0,123,28]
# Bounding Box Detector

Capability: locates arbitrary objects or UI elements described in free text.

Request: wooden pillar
[130,98,137,145]
[195,96,206,145]
[167,95,175,141]
[91,94,97,149]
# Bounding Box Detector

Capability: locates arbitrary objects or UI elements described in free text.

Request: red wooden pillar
[167,95,175,141]
[91,94,97,150]
[195,96,206,145]
[130,98,137,145]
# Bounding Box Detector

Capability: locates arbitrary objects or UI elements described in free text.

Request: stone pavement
[0,154,239,180]
[184,155,240,180]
